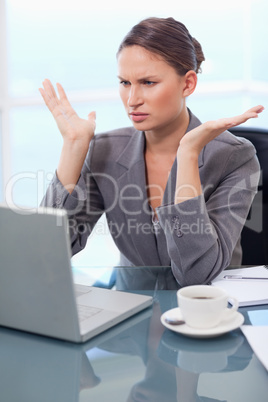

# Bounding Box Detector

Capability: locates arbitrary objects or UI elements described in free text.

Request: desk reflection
[0,327,100,402]
[98,295,253,402]
[0,296,254,402]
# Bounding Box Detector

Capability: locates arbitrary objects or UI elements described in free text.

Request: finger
[236,105,265,123]
[39,87,55,112]
[223,105,264,128]
[43,78,58,100]
[244,105,264,115]
[56,83,72,107]
[39,79,62,114]
[38,87,47,103]
[239,105,264,122]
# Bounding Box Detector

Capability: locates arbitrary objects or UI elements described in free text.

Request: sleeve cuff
[50,172,87,209]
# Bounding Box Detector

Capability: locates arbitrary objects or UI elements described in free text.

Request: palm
[39,79,95,144]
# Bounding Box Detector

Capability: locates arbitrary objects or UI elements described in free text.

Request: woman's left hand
[179,105,264,155]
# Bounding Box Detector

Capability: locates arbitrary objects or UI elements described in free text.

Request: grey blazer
[42,110,260,286]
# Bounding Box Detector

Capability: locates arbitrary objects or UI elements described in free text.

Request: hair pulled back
[117,17,205,76]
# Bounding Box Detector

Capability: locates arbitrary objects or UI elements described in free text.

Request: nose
[127,85,143,107]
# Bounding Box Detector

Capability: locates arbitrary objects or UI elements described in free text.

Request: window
[1,0,267,268]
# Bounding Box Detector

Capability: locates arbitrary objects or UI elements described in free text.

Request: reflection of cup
[177,285,238,329]
[159,330,244,373]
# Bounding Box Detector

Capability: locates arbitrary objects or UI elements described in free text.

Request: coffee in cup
[177,285,238,329]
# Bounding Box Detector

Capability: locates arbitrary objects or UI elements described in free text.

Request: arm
[39,79,96,193]
[157,106,264,286]
[41,150,105,255]
[39,80,103,254]
[158,139,260,286]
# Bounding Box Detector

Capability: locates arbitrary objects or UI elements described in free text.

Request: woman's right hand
[39,79,96,148]
[39,79,96,193]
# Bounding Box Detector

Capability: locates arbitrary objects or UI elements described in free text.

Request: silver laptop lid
[0,205,81,341]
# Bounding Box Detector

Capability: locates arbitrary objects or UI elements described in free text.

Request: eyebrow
[117,75,159,82]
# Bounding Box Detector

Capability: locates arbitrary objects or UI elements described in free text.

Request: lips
[129,112,149,123]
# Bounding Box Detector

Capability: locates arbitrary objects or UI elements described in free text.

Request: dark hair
[117,17,205,75]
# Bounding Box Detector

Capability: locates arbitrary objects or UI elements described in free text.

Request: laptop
[0,204,152,343]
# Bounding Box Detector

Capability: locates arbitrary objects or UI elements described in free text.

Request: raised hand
[39,79,96,192]
[39,79,96,147]
[180,105,265,155]
[175,105,264,204]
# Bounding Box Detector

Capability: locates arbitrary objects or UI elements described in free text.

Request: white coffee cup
[177,285,238,329]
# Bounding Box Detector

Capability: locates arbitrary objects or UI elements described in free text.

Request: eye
[143,81,156,86]
[119,80,131,86]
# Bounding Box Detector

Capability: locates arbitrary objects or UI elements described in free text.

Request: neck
[144,108,190,156]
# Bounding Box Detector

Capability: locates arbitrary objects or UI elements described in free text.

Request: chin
[131,121,155,132]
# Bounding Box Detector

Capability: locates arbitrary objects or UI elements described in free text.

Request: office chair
[229,127,268,265]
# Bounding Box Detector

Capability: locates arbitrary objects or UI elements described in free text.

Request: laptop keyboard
[74,283,93,298]
[75,284,103,321]
[77,304,103,322]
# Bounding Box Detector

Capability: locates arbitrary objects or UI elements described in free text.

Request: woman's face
[117,45,189,134]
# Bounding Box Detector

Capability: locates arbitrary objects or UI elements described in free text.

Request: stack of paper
[212,265,268,307]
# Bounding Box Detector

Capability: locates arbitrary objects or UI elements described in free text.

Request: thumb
[88,111,96,120]
[88,111,96,130]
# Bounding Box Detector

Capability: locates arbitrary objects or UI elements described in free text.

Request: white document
[241,326,268,371]
[212,266,268,306]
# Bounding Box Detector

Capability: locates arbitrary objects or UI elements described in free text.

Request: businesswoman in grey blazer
[40,17,263,287]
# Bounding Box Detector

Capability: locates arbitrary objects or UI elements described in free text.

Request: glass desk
[0,266,268,402]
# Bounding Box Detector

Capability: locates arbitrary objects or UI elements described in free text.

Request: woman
[40,17,263,287]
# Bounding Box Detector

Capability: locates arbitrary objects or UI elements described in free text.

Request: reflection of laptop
[0,305,152,401]
[0,205,152,343]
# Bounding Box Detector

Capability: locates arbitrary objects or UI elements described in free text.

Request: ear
[182,70,197,97]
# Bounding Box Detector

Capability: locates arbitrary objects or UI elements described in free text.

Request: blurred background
[0,0,267,269]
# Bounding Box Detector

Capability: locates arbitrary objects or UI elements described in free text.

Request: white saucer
[161,307,244,338]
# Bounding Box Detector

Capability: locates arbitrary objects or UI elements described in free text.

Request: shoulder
[89,126,139,155]
[211,130,257,160]
[85,126,143,172]
[88,126,139,159]
[214,130,255,148]
[203,131,259,180]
